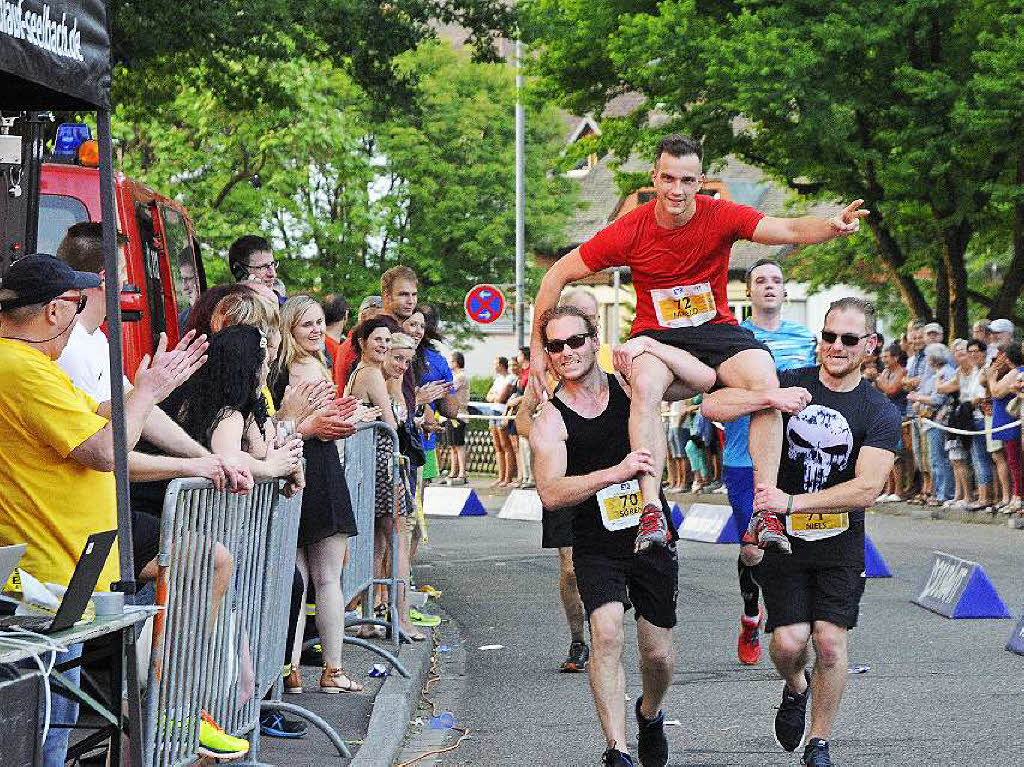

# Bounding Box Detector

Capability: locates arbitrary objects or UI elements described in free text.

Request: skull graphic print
[786,405,854,493]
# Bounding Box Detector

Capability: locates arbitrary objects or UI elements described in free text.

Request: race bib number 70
[596,479,643,531]
[651,283,717,328]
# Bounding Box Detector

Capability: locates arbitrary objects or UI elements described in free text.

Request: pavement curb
[350,627,435,767]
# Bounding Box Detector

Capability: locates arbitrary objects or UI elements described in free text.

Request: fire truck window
[160,206,199,310]
[36,195,88,256]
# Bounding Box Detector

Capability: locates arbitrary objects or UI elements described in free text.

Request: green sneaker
[198,711,249,759]
[409,608,441,627]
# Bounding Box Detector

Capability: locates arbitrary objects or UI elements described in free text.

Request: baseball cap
[922,322,944,335]
[359,295,383,313]
[0,253,100,311]
[989,318,1014,334]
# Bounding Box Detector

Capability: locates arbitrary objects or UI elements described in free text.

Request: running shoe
[260,709,308,739]
[198,711,249,759]
[774,669,811,752]
[635,697,668,767]
[409,608,441,627]
[737,606,764,665]
[601,747,635,766]
[634,504,671,553]
[560,640,590,672]
[749,510,792,554]
[802,738,834,766]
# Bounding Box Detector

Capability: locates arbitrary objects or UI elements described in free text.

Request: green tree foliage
[522,0,1024,335]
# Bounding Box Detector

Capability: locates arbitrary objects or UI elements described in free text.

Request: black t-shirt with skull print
[776,367,902,566]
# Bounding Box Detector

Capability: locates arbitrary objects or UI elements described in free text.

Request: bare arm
[701,386,812,423]
[751,200,868,246]
[128,451,231,489]
[875,368,904,396]
[140,405,208,457]
[513,384,542,439]
[755,446,895,515]
[937,374,961,395]
[991,367,1019,398]
[209,411,302,480]
[531,403,653,510]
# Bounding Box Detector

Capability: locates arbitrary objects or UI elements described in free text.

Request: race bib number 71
[786,511,850,542]
[651,283,717,328]
[596,480,643,531]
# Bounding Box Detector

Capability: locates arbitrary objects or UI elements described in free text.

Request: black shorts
[756,554,866,632]
[635,323,770,371]
[449,420,466,447]
[573,545,679,629]
[131,510,162,580]
[541,507,574,549]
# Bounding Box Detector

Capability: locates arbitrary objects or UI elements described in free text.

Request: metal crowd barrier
[142,477,309,767]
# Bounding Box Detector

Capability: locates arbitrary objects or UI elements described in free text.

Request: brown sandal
[320,666,364,693]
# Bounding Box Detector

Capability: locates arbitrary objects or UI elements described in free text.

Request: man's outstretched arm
[701,386,813,423]
[529,250,594,397]
[754,446,895,514]
[752,200,869,246]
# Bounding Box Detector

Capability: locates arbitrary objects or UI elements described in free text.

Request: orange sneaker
[737,606,765,665]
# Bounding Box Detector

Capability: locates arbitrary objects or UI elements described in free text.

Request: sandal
[400,627,427,642]
[319,666,364,694]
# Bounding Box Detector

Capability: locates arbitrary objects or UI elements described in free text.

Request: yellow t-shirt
[0,339,119,591]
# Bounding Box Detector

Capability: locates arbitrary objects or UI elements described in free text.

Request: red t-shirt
[332,330,358,389]
[579,196,764,334]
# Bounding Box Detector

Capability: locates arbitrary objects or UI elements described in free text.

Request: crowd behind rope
[659,316,1024,519]
[0,226,466,763]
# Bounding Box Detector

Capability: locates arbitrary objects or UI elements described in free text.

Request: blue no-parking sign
[465,284,506,325]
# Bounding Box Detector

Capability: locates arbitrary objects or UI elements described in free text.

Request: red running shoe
[749,510,791,554]
[737,606,765,665]
[634,504,671,553]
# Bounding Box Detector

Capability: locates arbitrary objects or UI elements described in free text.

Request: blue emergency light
[53,123,92,156]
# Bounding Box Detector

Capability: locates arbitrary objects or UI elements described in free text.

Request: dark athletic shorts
[573,545,679,629]
[756,554,866,632]
[449,420,466,447]
[131,510,162,580]
[635,323,770,371]
[541,507,574,549]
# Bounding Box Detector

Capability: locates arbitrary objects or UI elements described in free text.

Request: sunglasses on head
[56,295,88,314]
[821,330,872,347]
[544,333,590,354]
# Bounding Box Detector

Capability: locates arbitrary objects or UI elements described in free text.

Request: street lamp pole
[515,39,526,349]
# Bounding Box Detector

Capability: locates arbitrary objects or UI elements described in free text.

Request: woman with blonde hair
[273,295,363,693]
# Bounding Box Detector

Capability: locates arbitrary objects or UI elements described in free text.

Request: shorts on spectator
[724,465,754,536]
[573,545,679,629]
[756,554,866,632]
[131,510,161,580]
[449,420,467,447]
[541,507,574,549]
[635,323,770,371]
[668,427,689,459]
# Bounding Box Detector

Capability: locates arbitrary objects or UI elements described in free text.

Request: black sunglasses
[544,333,591,354]
[821,330,872,347]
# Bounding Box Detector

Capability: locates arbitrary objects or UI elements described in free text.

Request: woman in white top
[485,356,517,486]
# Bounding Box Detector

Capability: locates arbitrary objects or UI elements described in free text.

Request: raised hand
[612,337,651,381]
[529,345,554,400]
[134,331,208,403]
[278,379,334,424]
[828,199,869,236]
[613,449,655,482]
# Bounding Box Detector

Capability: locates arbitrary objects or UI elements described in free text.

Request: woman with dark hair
[183,283,251,338]
[987,342,1024,512]
[403,307,450,485]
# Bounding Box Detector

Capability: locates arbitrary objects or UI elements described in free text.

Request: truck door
[135,203,167,351]
[154,204,201,340]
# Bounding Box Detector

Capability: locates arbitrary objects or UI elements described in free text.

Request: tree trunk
[935,256,950,339]
[866,211,933,320]
[991,153,1024,320]
[940,221,972,340]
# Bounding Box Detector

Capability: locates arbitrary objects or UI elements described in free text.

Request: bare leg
[588,602,628,753]
[807,621,849,741]
[718,349,781,490]
[305,534,348,667]
[636,617,674,719]
[455,445,467,477]
[992,448,1011,504]
[558,548,585,641]
[289,548,309,668]
[629,355,675,509]
[396,516,423,638]
[490,426,505,485]
[769,623,812,695]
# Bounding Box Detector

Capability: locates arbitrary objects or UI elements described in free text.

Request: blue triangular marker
[1006,612,1024,656]
[460,489,487,516]
[951,567,1012,619]
[715,516,741,543]
[671,503,685,531]
[864,535,892,578]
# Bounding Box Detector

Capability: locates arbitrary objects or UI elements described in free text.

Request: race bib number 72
[651,283,717,328]
[596,480,643,531]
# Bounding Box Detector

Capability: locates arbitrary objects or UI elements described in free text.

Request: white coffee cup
[92,591,124,617]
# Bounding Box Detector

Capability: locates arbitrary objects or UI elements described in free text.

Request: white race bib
[650,283,717,328]
[596,480,643,531]
[786,511,850,542]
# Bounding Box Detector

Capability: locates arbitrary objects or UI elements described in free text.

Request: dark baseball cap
[0,253,101,311]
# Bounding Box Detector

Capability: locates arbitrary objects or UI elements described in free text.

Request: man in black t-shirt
[531,305,715,767]
[702,297,901,767]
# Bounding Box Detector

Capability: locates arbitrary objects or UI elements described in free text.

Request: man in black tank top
[531,306,714,767]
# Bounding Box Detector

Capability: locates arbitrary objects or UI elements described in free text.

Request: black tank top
[551,373,671,557]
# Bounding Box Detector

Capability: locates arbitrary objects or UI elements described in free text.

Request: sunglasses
[56,295,88,314]
[544,333,591,354]
[821,330,872,347]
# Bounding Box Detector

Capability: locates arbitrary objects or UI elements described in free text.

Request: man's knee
[632,356,673,403]
[589,608,624,657]
[640,639,674,675]
[719,350,779,392]
[811,622,848,667]
[771,624,810,662]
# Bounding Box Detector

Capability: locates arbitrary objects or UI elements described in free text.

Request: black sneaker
[802,738,834,766]
[260,709,308,739]
[601,747,634,766]
[635,696,668,767]
[774,669,811,751]
[560,640,590,672]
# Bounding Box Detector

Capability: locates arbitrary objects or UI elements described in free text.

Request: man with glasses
[0,254,208,767]
[531,132,869,557]
[724,259,818,666]
[702,297,901,767]
[228,235,283,299]
[531,305,715,767]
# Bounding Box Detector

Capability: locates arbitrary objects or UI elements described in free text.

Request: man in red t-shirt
[530,133,868,554]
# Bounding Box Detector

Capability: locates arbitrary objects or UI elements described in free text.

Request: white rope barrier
[919,417,1022,437]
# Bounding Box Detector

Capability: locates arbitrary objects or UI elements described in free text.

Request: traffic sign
[465,284,506,325]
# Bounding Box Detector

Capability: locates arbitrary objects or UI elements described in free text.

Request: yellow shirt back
[0,339,119,591]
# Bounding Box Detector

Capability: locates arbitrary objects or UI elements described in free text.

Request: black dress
[273,368,358,545]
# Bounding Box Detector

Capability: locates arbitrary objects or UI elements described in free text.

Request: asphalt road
[412,505,1024,766]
